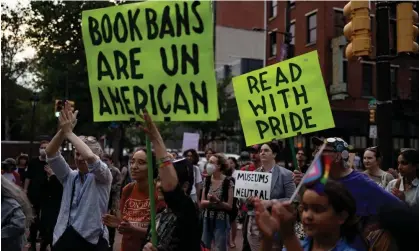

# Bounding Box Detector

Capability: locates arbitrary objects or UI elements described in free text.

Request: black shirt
[26,157,48,204]
[144,185,201,251]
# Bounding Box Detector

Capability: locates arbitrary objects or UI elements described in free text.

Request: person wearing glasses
[310,137,405,251]
[45,102,112,251]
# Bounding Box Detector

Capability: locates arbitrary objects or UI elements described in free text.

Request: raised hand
[271,201,296,236]
[138,109,161,142]
[254,198,279,238]
[59,101,78,134]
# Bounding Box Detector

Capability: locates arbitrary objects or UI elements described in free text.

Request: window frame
[269,0,278,18]
[333,9,345,37]
[289,20,296,45]
[269,31,277,57]
[306,11,317,44]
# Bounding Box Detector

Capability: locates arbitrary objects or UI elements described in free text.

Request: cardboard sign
[232,51,335,146]
[234,171,272,200]
[81,1,217,122]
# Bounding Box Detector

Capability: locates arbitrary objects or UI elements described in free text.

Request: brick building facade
[265,1,419,152]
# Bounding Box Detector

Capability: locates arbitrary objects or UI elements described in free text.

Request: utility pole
[375,2,393,170]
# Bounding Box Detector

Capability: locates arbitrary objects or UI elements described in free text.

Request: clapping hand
[102,214,121,228]
[59,102,78,134]
[117,220,134,234]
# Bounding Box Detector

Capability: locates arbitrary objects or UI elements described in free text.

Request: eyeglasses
[326,137,345,143]
[400,148,416,153]
[79,136,97,143]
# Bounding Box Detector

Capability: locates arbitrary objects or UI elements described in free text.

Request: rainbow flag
[303,155,332,187]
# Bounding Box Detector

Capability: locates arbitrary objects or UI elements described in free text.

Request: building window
[350,136,367,149]
[343,59,348,83]
[269,32,277,57]
[411,70,419,100]
[307,13,317,44]
[393,138,404,150]
[410,138,419,149]
[289,0,296,8]
[362,63,373,96]
[390,19,397,52]
[269,0,278,18]
[289,22,295,45]
[334,10,345,37]
[390,67,398,99]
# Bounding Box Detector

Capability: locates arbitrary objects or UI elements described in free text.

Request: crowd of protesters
[2,102,419,251]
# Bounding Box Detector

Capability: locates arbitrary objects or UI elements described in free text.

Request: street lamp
[252,27,292,39]
[252,27,294,60]
[28,92,40,160]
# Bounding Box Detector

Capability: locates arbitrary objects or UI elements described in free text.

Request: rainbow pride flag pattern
[303,155,332,187]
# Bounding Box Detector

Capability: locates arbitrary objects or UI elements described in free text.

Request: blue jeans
[201,217,229,251]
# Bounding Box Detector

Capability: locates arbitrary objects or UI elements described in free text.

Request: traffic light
[55,100,75,117]
[343,1,372,60]
[396,2,419,54]
[369,109,376,123]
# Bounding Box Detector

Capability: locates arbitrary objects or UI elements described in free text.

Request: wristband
[158,156,172,164]
[159,160,172,169]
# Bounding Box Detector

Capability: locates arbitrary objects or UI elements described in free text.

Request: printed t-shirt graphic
[120,183,151,251]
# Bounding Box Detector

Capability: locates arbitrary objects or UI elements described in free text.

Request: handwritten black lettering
[145,8,158,39]
[160,6,175,38]
[191,1,204,33]
[175,2,191,36]
[97,51,114,81]
[114,12,128,43]
[127,9,142,42]
[289,63,302,82]
[292,85,308,105]
[101,14,113,43]
[161,44,199,76]
[276,67,289,86]
[120,86,134,115]
[98,87,112,115]
[247,76,259,94]
[88,17,101,46]
[302,107,316,128]
[248,96,266,117]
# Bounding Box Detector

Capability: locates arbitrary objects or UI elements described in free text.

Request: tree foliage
[185,76,240,149]
[26,1,117,136]
[1,2,36,140]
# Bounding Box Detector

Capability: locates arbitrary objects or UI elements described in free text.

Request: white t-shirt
[191,165,203,195]
[3,173,16,183]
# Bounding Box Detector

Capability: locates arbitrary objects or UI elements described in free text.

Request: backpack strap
[222,177,231,203]
[204,176,211,200]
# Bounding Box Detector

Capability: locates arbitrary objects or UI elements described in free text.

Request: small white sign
[182,133,200,152]
[369,125,377,139]
[234,171,272,200]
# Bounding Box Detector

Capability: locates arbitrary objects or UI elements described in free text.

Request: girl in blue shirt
[255,180,359,251]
